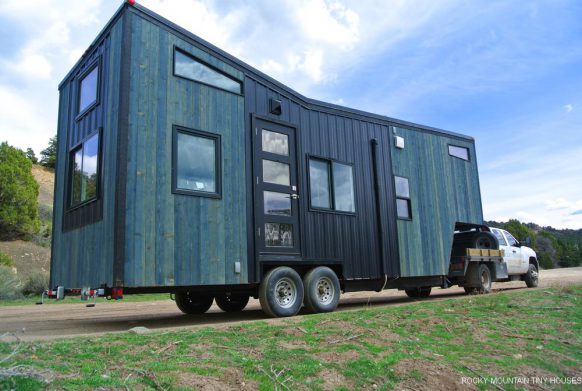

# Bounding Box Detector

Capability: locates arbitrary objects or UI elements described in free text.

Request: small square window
[394,175,412,220]
[396,198,411,219]
[172,126,221,198]
[308,157,355,213]
[78,65,99,114]
[448,145,469,161]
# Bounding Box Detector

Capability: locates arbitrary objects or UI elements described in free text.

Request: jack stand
[36,291,47,305]
[86,294,97,308]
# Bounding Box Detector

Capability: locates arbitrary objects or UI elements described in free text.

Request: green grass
[0,293,171,307]
[1,286,581,390]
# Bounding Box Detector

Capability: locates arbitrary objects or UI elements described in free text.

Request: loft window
[394,176,412,220]
[448,145,469,161]
[78,64,99,114]
[174,48,242,94]
[309,158,355,213]
[172,126,221,198]
[69,131,100,207]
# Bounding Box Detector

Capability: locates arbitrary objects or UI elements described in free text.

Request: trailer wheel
[404,287,432,298]
[524,263,539,288]
[303,267,341,313]
[259,267,304,317]
[475,264,492,294]
[175,292,214,314]
[215,294,249,312]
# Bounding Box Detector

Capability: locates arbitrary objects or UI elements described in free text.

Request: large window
[78,64,99,114]
[70,131,100,207]
[172,126,221,198]
[448,145,469,161]
[174,48,242,94]
[394,176,411,220]
[309,158,355,213]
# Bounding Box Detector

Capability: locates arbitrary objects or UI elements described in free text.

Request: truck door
[502,230,524,274]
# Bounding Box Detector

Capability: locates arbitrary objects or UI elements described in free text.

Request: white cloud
[546,198,572,210]
[564,104,573,112]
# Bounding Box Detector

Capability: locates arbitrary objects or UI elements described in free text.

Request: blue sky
[0,0,581,229]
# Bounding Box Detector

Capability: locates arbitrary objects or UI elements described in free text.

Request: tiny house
[51,1,485,316]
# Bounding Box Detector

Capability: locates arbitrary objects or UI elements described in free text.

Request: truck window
[492,229,507,246]
[504,231,518,246]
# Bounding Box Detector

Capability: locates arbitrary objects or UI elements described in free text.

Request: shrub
[0,265,22,299]
[0,142,39,238]
[21,271,49,296]
[538,251,554,270]
[40,136,57,169]
[0,251,14,267]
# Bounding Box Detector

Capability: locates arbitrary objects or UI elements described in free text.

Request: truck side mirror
[523,237,532,247]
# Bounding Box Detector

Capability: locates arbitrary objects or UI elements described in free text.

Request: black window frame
[394,175,412,220]
[171,125,222,199]
[307,155,356,215]
[173,46,243,96]
[75,58,101,121]
[67,128,102,211]
[448,144,470,161]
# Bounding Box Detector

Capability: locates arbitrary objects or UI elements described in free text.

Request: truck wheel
[303,267,341,313]
[472,232,499,250]
[464,287,478,294]
[404,287,432,298]
[175,292,214,314]
[215,294,249,312]
[475,264,492,294]
[259,267,304,317]
[524,264,539,288]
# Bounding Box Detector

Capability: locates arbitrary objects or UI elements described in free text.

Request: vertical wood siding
[391,126,483,277]
[123,13,247,287]
[51,19,123,288]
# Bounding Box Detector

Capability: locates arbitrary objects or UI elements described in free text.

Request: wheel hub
[316,277,334,305]
[275,278,296,308]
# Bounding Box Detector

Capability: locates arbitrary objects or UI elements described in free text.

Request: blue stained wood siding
[391,126,483,277]
[123,12,247,287]
[50,19,123,288]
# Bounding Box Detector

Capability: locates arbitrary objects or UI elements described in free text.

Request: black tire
[472,232,499,250]
[524,263,539,288]
[175,292,214,314]
[404,287,432,298]
[215,294,250,312]
[259,267,304,317]
[475,264,492,294]
[464,287,478,295]
[303,267,341,313]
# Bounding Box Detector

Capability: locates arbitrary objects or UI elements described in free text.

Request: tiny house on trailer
[50,1,487,316]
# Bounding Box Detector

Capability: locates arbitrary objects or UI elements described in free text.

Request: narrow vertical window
[69,131,101,207]
[394,176,411,219]
[332,162,355,212]
[309,159,331,209]
[78,65,99,114]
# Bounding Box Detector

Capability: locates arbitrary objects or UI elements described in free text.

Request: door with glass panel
[253,118,301,256]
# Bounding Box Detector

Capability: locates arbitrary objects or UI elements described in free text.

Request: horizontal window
[70,131,100,208]
[174,48,242,94]
[309,158,355,213]
[448,145,469,161]
[172,126,221,198]
[78,64,99,114]
[394,176,412,220]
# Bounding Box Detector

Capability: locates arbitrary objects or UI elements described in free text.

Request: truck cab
[490,228,536,275]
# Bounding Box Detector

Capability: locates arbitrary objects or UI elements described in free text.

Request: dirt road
[1,267,581,341]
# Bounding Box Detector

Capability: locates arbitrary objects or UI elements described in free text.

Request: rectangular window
[172,126,221,198]
[78,64,99,114]
[174,48,242,94]
[309,157,355,213]
[394,176,411,219]
[69,131,100,208]
[448,145,469,161]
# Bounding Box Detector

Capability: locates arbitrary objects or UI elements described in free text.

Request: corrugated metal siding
[122,12,247,287]
[50,19,123,288]
[245,79,401,280]
[391,126,483,277]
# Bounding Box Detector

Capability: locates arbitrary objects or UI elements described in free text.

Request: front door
[252,118,301,258]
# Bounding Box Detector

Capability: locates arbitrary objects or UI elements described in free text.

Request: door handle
[291,194,299,200]
[512,250,517,253]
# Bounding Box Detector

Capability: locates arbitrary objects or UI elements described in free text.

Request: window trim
[66,128,102,211]
[171,125,222,199]
[75,58,101,121]
[173,46,243,96]
[394,175,412,221]
[448,144,470,161]
[307,155,356,215]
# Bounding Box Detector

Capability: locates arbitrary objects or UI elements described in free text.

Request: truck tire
[175,292,214,314]
[303,267,341,313]
[215,294,249,312]
[472,232,499,250]
[404,287,432,298]
[475,264,492,294]
[259,267,304,317]
[464,287,478,295]
[524,263,539,288]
